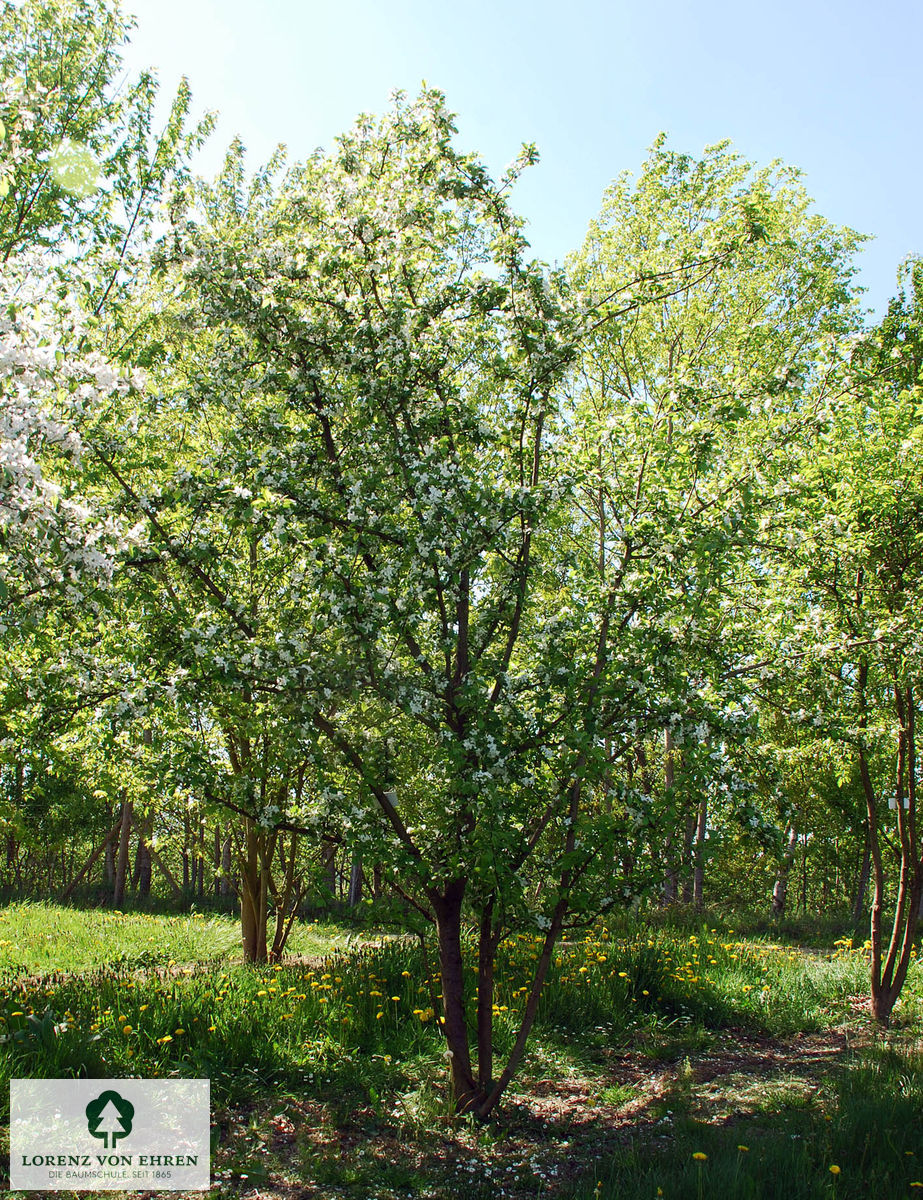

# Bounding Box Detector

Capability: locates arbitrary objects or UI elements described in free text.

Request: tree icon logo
[85,1090,135,1149]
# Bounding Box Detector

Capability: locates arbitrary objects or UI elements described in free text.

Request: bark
[321,840,337,900]
[112,796,133,908]
[58,820,121,902]
[239,819,270,963]
[852,825,871,929]
[432,881,478,1111]
[680,804,696,905]
[662,728,678,904]
[476,901,501,1094]
[692,792,707,907]
[220,833,232,896]
[147,844,182,898]
[182,810,190,891]
[771,824,799,917]
[869,681,922,1024]
[269,830,304,960]
[348,857,364,907]
[103,816,115,887]
[137,837,152,898]
[197,815,207,898]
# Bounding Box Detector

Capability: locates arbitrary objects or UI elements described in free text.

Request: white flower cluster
[0,264,141,611]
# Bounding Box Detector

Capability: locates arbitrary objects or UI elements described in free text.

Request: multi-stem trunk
[239,818,270,963]
[431,881,479,1110]
[859,668,922,1025]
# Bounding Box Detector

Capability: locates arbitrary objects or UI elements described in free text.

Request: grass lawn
[1,903,921,1198]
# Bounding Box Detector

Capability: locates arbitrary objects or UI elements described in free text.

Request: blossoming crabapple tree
[0,0,211,893]
[123,90,821,1115]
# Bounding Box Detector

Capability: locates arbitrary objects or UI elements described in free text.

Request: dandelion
[738,1144,749,1152]
[174,1028,184,1035]
[829,1165,840,1175]
[122,1025,132,1035]
[692,1152,707,1161]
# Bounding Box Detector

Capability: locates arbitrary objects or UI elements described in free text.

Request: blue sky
[121,0,921,316]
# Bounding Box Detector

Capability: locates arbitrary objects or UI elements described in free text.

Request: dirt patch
[208,1027,869,1199]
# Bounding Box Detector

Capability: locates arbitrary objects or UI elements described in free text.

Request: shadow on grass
[561,1041,923,1200]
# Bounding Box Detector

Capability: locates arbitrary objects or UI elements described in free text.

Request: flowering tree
[109,92,862,1114]
[763,258,923,1023]
[0,0,211,918]
[0,269,140,619]
[0,0,208,619]
[567,137,863,907]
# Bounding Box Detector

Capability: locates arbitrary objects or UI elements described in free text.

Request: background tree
[567,136,863,910]
[763,257,923,1022]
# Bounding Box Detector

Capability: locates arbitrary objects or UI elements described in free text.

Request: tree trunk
[771,824,799,917]
[182,810,190,891]
[269,831,303,960]
[348,857,364,907]
[59,820,121,902]
[220,832,232,896]
[321,840,337,900]
[432,881,478,1111]
[662,729,678,904]
[147,844,182,898]
[239,819,270,963]
[681,804,697,905]
[692,792,707,907]
[137,838,152,898]
[476,902,497,1094]
[852,825,871,929]
[112,796,133,908]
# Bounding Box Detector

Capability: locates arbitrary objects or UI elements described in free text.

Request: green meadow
[2,903,921,1199]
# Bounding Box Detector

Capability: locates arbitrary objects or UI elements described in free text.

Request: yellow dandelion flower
[122,1025,133,1035]
[829,1165,841,1176]
[692,1152,707,1162]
